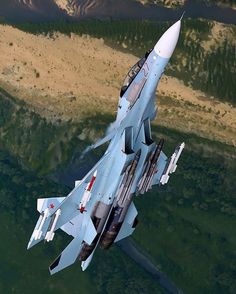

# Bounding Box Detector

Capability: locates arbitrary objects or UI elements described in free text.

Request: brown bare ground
[0,24,235,146]
[201,21,235,51]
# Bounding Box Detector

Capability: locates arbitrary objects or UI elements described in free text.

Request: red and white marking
[49,203,55,209]
[79,170,97,213]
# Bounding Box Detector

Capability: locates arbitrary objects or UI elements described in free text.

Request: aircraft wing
[27,152,110,250]
[54,151,110,227]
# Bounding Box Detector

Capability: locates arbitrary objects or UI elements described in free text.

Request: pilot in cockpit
[120,49,152,97]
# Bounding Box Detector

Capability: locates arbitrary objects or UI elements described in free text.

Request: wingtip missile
[160,142,185,185]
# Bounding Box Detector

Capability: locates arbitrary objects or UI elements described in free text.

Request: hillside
[0,0,236,23]
[136,0,185,8]
[0,23,235,147]
[136,0,236,9]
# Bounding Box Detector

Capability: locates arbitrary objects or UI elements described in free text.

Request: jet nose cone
[154,20,181,58]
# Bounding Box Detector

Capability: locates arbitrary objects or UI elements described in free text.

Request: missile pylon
[45,209,61,242]
[137,139,164,194]
[33,208,50,240]
[116,150,141,207]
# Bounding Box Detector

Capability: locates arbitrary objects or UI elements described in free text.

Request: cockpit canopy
[120,50,152,97]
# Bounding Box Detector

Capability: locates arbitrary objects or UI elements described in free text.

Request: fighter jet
[27,17,185,274]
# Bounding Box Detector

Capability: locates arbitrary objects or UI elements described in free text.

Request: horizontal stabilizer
[115,202,138,243]
[49,230,85,275]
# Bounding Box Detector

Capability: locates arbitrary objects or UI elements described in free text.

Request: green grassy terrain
[0,88,110,174]
[202,0,236,8]
[133,126,236,294]
[11,19,236,106]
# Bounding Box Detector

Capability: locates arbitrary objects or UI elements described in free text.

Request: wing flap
[60,214,82,237]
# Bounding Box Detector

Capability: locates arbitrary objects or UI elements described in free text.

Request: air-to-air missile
[27,16,185,274]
